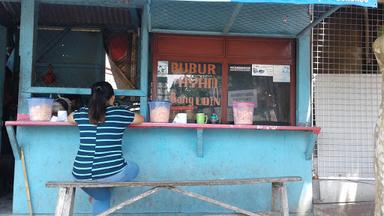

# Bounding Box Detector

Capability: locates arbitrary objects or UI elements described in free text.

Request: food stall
[1,0,377,215]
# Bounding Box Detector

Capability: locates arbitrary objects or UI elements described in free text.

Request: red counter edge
[5,121,321,134]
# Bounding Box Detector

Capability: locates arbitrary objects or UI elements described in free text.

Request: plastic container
[148,101,171,123]
[233,101,255,125]
[27,98,54,121]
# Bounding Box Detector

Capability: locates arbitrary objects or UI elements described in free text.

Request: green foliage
[379,26,384,37]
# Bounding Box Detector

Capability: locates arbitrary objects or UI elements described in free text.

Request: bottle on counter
[210,110,219,124]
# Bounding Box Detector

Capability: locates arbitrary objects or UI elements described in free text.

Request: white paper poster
[252,64,274,77]
[252,64,290,83]
[273,65,290,82]
[157,61,169,77]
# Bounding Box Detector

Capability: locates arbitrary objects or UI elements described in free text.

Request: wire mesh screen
[313,5,383,179]
[150,1,311,36]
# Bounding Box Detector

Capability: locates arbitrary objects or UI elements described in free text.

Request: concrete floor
[0,194,12,216]
[0,196,375,216]
[313,202,374,216]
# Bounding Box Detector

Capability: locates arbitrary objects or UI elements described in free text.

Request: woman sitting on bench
[68,81,144,215]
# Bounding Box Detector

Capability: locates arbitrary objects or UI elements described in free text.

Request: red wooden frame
[152,34,296,125]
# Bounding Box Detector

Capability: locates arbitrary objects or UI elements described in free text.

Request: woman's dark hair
[88,81,114,124]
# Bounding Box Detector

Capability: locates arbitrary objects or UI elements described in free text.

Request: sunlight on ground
[298,182,312,213]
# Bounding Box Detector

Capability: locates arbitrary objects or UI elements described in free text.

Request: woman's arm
[131,112,144,125]
[67,112,77,124]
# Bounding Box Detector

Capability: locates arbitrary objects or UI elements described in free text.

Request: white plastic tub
[148,101,171,123]
[27,98,54,121]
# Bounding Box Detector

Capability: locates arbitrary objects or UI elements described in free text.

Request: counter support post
[196,129,204,157]
[5,126,20,160]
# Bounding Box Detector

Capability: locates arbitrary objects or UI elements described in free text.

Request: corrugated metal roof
[0,2,139,28]
[38,4,137,27]
[0,2,20,26]
[150,1,311,37]
[0,1,339,37]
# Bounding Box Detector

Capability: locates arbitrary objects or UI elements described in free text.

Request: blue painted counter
[9,123,317,215]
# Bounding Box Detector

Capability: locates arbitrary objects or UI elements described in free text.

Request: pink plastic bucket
[233,102,255,125]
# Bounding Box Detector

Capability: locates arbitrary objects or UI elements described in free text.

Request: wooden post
[280,183,289,216]
[55,187,76,216]
[271,182,289,216]
[139,3,149,120]
[19,0,38,113]
[271,182,280,212]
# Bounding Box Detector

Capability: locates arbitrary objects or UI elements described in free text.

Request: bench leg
[55,187,76,216]
[272,182,289,216]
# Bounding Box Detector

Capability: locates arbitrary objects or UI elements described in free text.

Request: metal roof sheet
[0,2,139,28]
[1,0,368,37]
[150,1,312,37]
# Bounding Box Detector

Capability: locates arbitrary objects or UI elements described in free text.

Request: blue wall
[13,127,314,214]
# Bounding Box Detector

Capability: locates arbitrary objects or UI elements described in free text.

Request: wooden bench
[46,176,302,216]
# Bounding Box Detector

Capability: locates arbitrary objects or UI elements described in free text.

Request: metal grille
[151,1,236,32]
[312,5,383,179]
[150,1,311,36]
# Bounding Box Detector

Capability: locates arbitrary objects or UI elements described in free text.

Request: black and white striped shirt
[72,106,135,180]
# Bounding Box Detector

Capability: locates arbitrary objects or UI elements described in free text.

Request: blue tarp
[176,0,377,7]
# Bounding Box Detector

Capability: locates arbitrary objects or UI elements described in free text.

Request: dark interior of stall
[0,2,19,210]
[0,2,142,212]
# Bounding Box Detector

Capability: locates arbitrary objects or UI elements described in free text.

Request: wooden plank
[21,148,32,216]
[55,187,76,216]
[168,187,261,216]
[98,187,161,216]
[46,177,302,188]
[25,87,146,96]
